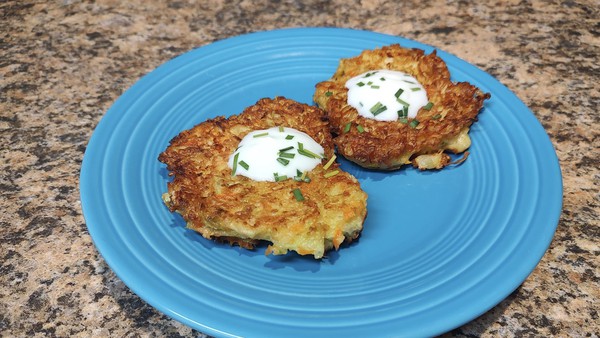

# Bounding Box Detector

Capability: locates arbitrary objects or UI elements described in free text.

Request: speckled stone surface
[1,0,598,336]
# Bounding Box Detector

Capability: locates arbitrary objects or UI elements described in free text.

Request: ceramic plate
[80,28,562,337]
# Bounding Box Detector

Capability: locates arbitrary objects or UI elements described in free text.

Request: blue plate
[80,28,562,337]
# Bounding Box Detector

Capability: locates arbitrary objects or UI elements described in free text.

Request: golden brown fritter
[158,97,367,259]
[314,44,490,170]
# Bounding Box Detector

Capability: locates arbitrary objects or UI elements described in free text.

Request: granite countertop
[2,0,598,336]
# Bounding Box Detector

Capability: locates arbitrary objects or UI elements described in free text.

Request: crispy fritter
[158,97,367,259]
[314,44,490,170]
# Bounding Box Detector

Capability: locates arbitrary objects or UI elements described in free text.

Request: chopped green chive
[293,170,311,183]
[278,126,284,132]
[357,82,365,87]
[396,97,410,106]
[397,108,407,119]
[277,158,290,166]
[371,85,380,89]
[253,132,268,138]
[279,146,294,153]
[274,173,288,182]
[356,125,365,133]
[323,154,337,170]
[300,170,308,181]
[367,81,373,85]
[411,87,421,91]
[370,102,387,116]
[238,160,249,170]
[324,170,340,178]
[298,148,321,159]
[325,91,333,97]
[285,134,294,140]
[380,77,386,81]
[395,88,404,98]
[298,142,322,158]
[231,152,239,176]
[432,114,442,120]
[409,119,420,128]
[279,152,295,159]
[292,188,305,201]
[423,102,434,110]
[343,122,351,133]
[359,102,364,107]
[294,174,311,183]
[403,79,416,84]
[364,71,377,77]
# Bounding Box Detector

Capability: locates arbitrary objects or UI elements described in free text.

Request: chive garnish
[279,152,295,159]
[364,71,377,77]
[253,132,268,138]
[380,77,386,81]
[432,114,442,120]
[325,91,333,97]
[356,125,365,133]
[279,146,294,153]
[324,170,339,178]
[343,122,351,133]
[398,106,408,118]
[367,81,373,85]
[403,79,416,84]
[274,173,288,182]
[296,169,302,176]
[292,188,305,201]
[278,126,284,132]
[300,170,308,181]
[395,88,404,98]
[298,142,322,157]
[294,171,311,183]
[371,85,380,89]
[277,158,290,166]
[285,134,294,140]
[411,87,421,91]
[298,148,321,159]
[409,119,420,128]
[423,102,434,110]
[357,82,365,87]
[396,97,410,106]
[231,152,239,176]
[370,102,387,116]
[359,102,364,107]
[238,160,249,170]
[323,154,337,170]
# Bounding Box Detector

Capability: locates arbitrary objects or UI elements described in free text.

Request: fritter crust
[314,44,490,170]
[158,97,367,259]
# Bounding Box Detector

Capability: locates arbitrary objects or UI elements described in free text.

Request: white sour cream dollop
[345,70,429,121]
[228,126,325,182]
